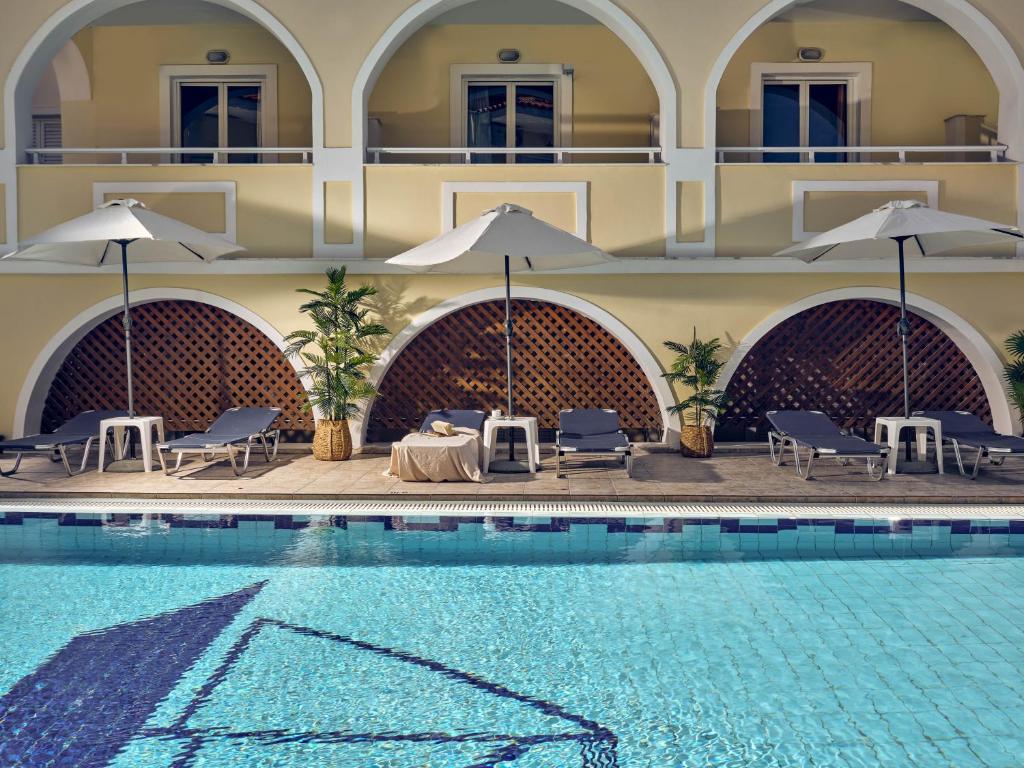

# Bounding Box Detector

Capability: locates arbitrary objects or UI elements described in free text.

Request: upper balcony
[362,0,661,166]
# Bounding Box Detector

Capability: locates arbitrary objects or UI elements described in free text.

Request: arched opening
[355,0,677,157]
[6,0,321,164]
[360,287,677,447]
[709,0,1023,158]
[367,299,662,443]
[716,291,1014,440]
[14,288,308,439]
[39,299,310,440]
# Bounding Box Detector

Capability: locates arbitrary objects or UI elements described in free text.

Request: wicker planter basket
[680,425,714,458]
[313,419,352,461]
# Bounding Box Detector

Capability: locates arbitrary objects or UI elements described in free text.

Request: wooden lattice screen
[367,299,663,442]
[42,300,312,438]
[716,299,991,440]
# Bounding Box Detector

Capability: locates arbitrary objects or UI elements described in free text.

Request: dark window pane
[179,84,218,163]
[514,83,555,164]
[226,84,261,163]
[762,83,800,163]
[808,83,847,162]
[467,84,507,164]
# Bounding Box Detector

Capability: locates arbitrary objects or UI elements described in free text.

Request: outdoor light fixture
[497,48,521,63]
[206,50,230,64]
[798,47,824,61]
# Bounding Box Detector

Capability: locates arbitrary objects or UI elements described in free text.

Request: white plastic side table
[98,416,166,473]
[873,416,943,476]
[482,416,541,474]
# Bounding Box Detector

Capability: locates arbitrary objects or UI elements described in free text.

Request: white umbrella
[775,199,1022,458]
[3,198,244,418]
[386,203,614,470]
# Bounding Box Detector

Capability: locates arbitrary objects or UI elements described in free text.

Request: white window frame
[449,64,572,155]
[159,64,278,160]
[749,62,871,160]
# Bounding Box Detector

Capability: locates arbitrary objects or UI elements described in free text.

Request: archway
[360,287,677,446]
[705,0,1024,155]
[716,288,1015,437]
[14,288,306,438]
[352,0,678,153]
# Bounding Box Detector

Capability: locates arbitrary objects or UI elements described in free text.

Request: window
[31,115,62,164]
[451,65,572,164]
[750,63,870,163]
[465,80,557,163]
[160,65,277,163]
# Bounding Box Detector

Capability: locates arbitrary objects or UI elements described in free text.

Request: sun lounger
[0,410,127,477]
[555,408,633,478]
[914,410,1024,479]
[766,410,888,481]
[156,407,281,476]
[387,410,487,482]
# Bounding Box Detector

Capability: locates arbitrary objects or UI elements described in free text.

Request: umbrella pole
[118,240,135,419]
[896,237,912,461]
[504,253,516,461]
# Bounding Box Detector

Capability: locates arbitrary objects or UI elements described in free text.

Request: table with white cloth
[386,428,485,482]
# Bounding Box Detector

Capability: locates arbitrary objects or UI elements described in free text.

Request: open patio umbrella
[775,199,1022,460]
[386,203,614,471]
[3,199,243,458]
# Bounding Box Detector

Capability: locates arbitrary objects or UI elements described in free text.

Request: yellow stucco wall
[368,24,658,148]
[18,165,313,257]
[716,19,1000,147]
[716,162,1019,257]
[59,24,313,149]
[364,163,666,259]
[0,271,1021,438]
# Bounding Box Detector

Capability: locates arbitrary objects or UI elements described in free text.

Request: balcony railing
[366,146,662,163]
[716,145,1009,163]
[25,147,314,165]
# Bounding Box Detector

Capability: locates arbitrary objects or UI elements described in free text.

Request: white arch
[705,0,1024,156]
[352,0,678,153]
[13,287,296,437]
[52,40,91,103]
[4,0,324,154]
[716,287,1018,435]
[355,286,680,447]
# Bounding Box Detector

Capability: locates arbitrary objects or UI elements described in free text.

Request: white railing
[25,147,314,164]
[716,145,1008,163]
[366,146,662,163]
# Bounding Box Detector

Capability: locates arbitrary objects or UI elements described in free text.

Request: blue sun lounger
[914,410,1024,479]
[767,410,888,481]
[0,410,127,477]
[156,407,282,476]
[555,408,633,478]
[419,409,486,433]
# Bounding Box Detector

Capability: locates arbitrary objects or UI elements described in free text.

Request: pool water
[2,513,1023,767]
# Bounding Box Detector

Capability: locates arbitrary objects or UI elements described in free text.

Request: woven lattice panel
[368,300,663,441]
[717,299,991,439]
[42,300,312,438]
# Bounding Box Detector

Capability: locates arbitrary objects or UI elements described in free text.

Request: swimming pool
[2,509,1023,767]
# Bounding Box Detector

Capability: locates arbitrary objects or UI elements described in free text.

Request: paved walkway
[0,445,1021,504]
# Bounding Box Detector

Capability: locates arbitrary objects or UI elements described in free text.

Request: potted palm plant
[1005,330,1024,430]
[285,267,390,461]
[663,330,728,458]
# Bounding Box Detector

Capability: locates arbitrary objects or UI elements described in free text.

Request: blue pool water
[1,512,1024,767]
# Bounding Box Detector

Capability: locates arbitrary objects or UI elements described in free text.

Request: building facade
[0,0,1022,445]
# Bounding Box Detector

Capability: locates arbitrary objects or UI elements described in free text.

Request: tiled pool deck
[0,443,1022,508]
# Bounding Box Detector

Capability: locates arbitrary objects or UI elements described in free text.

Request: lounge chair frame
[913,410,1019,480]
[158,430,280,476]
[0,410,126,477]
[767,411,889,481]
[555,409,633,479]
